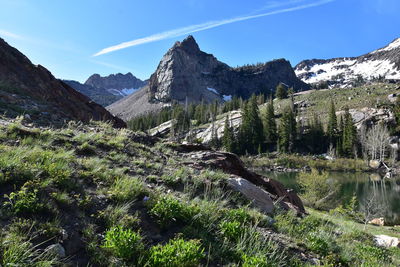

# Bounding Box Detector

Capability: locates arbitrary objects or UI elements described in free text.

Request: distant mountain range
[0,37,125,127]
[2,32,399,127]
[107,35,309,121]
[295,38,400,87]
[64,73,147,106]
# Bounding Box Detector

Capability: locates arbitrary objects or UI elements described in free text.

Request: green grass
[108,176,146,202]
[274,209,400,266]
[0,118,399,266]
[147,237,204,267]
[269,83,400,123]
[102,226,144,263]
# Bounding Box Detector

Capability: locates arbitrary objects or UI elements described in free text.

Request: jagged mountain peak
[107,36,309,121]
[88,72,134,79]
[172,35,201,54]
[85,72,141,87]
[83,72,147,98]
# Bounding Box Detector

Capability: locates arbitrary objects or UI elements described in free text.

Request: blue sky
[0,0,399,82]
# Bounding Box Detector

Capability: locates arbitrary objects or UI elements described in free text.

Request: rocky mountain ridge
[85,72,147,97]
[65,73,147,107]
[63,80,121,107]
[107,35,309,121]
[0,37,125,127]
[295,38,400,87]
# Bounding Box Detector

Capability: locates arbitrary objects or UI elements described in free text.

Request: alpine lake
[259,170,400,225]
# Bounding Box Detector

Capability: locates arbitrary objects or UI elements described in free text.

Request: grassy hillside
[270,83,400,122]
[0,117,399,266]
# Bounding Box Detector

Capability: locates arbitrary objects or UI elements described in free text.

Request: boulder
[227,177,274,214]
[45,243,66,258]
[368,217,385,226]
[388,93,398,103]
[175,144,306,214]
[369,160,382,169]
[374,235,400,248]
[150,120,174,137]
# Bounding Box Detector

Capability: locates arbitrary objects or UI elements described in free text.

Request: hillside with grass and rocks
[1,29,400,266]
[1,117,400,266]
[0,38,125,128]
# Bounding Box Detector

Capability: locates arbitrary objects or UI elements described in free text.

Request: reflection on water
[261,171,400,225]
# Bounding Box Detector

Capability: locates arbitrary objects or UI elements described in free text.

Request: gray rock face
[108,35,309,121]
[149,35,309,102]
[107,86,167,121]
[295,37,400,87]
[228,177,274,214]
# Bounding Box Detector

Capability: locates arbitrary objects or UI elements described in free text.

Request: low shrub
[241,253,269,267]
[147,238,204,267]
[305,231,332,256]
[149,195,195,228]
[4,184,44,215]
[353,243,392,265]
[274,211,327,238]
[102,226,144,262]
[298,169,338,209]
[219,221,243,241]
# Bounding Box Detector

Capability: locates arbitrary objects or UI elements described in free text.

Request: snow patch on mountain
[295,37,400,87]
[372,38,400,54]
[107,88,139,97]
[207,87,219,95]
[295,59,399,84]
[223,95,232,101]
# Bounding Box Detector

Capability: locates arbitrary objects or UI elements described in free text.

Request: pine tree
[238,95,264,154]
[222,116,235,152]
[275,83,288,100]
[287,87,294,97]
[327,100,338,147]
[278,105,297,152]
[209,120,220,149]
[257,94,265,105]
[342,107,357,157]
[263,98,277,148]
[249,95,264,153]
[307,113,326,153]
[336,115,344,157]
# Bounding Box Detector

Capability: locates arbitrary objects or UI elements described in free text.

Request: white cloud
[0,29,23,40]
[90,60,133,73]
[93,0,334,56]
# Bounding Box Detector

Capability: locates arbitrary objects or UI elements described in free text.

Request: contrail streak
[93,0,334,56]
[0,29,23,40]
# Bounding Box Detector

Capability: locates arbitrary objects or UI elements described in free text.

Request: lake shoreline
[243,154,400,175]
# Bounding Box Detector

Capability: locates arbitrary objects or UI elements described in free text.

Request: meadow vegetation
[0,118,398,266]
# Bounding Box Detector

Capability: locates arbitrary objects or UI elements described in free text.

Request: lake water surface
[260,171,400,225]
